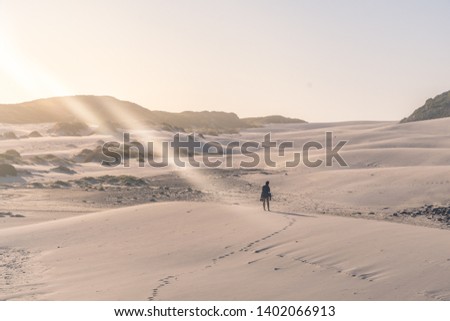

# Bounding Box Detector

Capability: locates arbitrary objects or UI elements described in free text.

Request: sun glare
[0,32,226,195]
[0,34,102,123]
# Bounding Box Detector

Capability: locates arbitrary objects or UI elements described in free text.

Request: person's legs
[267,198,270,211]
[263,198,266,211]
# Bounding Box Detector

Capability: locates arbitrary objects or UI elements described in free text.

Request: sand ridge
[1,119,450,300]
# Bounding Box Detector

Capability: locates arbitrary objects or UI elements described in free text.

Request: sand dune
[1,118,450,300]
[1,202,450,300]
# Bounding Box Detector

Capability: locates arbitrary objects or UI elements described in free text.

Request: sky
[0,0,449,122]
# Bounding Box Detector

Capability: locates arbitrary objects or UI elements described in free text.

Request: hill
[242,115,306,126]
[0,96,147,124]
[0,95,305,133]
[401,90,450,123]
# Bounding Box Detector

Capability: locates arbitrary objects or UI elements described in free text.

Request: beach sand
[1,118,450,300]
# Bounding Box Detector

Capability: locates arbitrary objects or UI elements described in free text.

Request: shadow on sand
[270,210,317,218]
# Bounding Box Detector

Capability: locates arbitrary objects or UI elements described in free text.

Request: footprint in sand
[148,275,177,301]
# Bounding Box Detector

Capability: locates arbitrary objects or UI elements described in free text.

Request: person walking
[260,181,271,211]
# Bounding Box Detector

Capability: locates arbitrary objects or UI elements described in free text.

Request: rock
[51,180,71,188]
[0,164,17,177]
[1,132,18,140]
[30,154,73,167]
[72,175,148,188]
[28,131,42,138]
[401,90,450,123]
[394,205,450,226]
[48,121,92,136]
[73,147,108,163]
[30,182,44,188]
[0,149,22,164]
[50,166,77,175]
[4,150,21,158]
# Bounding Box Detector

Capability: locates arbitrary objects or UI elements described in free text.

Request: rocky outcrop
[401,90,450,123]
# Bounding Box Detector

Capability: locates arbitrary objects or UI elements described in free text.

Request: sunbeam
[0,35,99,124]
[0,32,227,198]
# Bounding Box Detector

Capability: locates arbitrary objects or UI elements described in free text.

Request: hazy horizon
[0,93,406,122]
[1,0,449,122]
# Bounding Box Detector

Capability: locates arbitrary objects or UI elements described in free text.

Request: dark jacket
[261,185,271,199]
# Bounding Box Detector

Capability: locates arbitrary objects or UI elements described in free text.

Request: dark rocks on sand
[30,182,45,188]
[1,131,18,140]
[72,175,149,188]
[30,154,73,167]
[50,166,77,175]
[4,149,21,158]
[0,149,22,164]
[28,130,43,138]
[0,164,18,177]
[393,204,450,226]
[51,180,72,188]
[0,212,25,218]
[48,121,92,136]
[73,147,107,163]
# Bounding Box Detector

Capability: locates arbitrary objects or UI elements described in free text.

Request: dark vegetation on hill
[242,115,306,126]
[0,95,306,133]
[48,121,92,136]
